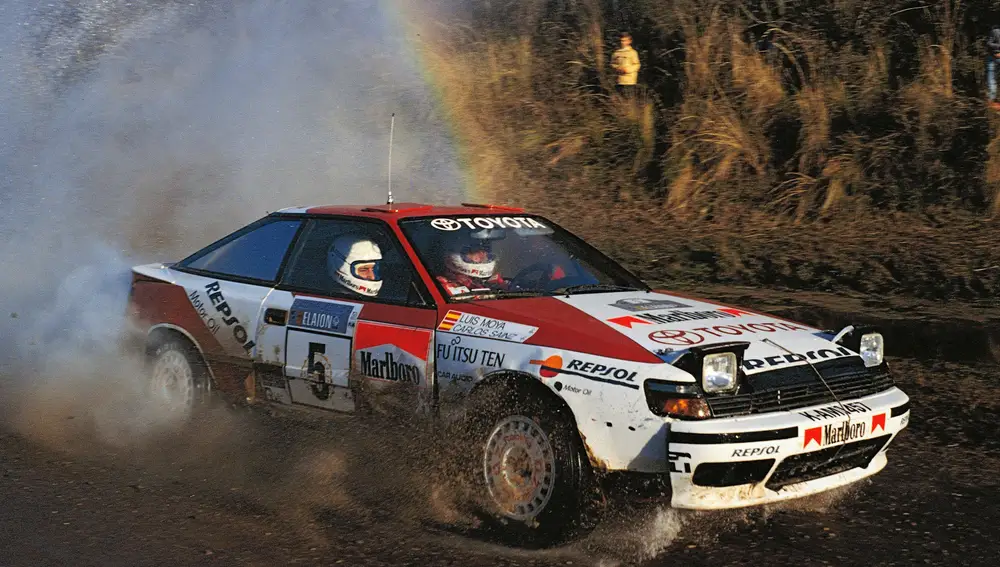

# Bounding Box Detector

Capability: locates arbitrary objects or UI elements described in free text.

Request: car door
[256,217,437,413]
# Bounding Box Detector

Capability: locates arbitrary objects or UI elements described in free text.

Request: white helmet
[445,242,496,280]
[328,236,383,297]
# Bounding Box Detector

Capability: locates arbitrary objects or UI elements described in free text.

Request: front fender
[434,331,681,473]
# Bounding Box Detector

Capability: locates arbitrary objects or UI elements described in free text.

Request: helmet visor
[460,245,494,264]
[351,260,382,281]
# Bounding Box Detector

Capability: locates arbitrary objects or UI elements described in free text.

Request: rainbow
[382,0,492,202]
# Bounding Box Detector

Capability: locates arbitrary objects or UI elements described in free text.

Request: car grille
[765,434,892,491]
[707,358,895,418]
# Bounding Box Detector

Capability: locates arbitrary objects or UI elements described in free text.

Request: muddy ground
[536,203,1000,303]
[1,286,997,567]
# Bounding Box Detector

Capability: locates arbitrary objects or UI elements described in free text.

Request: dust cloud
[0,0,490,557]
[0,0,461,446]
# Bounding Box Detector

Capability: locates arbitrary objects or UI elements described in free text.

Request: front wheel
[473,387,602,547]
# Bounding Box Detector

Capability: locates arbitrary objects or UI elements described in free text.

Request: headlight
[860,332,884,367]
[702,352,738,393]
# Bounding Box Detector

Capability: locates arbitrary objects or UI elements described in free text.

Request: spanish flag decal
[437,310,462,331]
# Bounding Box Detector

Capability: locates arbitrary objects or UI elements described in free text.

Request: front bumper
[667,386,910,510]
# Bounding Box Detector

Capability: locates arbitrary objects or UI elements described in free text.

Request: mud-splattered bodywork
[126,203,910,511]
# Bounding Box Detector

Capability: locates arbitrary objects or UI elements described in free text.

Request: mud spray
[0,2,858,564]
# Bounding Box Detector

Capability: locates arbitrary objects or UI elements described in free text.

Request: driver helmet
[444,238,496,281]
[328,235,383,297]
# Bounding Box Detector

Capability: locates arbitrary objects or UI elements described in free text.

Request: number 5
[307,342,327,379]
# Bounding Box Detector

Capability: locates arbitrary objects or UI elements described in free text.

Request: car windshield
[398,214,648,301]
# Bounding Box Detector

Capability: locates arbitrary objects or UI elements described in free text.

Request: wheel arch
[146,324,216,385]
[467,370,599,469]
[469,370,573,418]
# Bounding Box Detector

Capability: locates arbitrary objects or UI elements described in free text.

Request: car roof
[273,202,530,221]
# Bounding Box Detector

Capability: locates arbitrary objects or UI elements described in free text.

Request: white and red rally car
[126,202,910,545]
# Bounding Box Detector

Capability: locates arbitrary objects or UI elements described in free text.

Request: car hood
[455,290,858,375]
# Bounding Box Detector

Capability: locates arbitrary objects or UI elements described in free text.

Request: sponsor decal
[668,450,692,474]
[731,446,780,458]
[188,289,220,335]
[798,401,872,422]
[529,355,640,390]
[871,412,886,433]
[353,321,431,386]
[438,370,476,386]
[437,311,538,343]
[635,308,750,325]
[610,297,689,312]
[648,322,808,346]
[436,336,507,368]
[561,383,592,396]
[648,329,704,346]
[532,355,563,379]
[803,419,868,448]
[607,315,652,329]
[204,281,255,352]
[288,298,359,335]
[900,413,909,428]
[744,346,855,371]
[360,351,421,385]
[430,216,548,231]
[437,310,462,331]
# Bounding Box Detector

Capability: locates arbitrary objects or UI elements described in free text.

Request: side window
[280,219,428,306]
[179,219,302,282]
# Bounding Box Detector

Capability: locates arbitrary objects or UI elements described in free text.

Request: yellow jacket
[611,46,640,85]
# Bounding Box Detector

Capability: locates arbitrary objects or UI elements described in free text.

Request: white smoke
[0,0,462,443]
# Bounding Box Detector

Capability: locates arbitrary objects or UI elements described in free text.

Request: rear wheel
[471,385,602,547]
[147,337,212,422]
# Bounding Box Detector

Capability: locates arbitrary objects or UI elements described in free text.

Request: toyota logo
[648,329,704,346]
[430,218,462,231]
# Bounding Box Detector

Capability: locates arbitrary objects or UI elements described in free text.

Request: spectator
[611,32,641,97]
[987,25,1000,108]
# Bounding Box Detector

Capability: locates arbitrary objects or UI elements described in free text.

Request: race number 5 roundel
[648,329,704,346]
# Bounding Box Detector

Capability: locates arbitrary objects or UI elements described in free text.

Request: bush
[411,0,1000,217]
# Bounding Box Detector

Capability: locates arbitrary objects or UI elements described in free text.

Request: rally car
[126,201,910,545]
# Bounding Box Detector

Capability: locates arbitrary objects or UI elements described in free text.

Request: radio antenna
[387,113,395,206]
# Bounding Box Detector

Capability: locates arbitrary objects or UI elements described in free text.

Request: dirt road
[1,356,997,567]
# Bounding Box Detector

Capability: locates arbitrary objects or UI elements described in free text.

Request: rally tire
[146,337,213,422]
[471,387,601,547]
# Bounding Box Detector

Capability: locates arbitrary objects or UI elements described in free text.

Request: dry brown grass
[985,130,1000,218]
[731,29,784,112]
[406,0,999,234]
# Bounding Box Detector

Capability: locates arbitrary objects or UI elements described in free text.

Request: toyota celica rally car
[126,201,910,545]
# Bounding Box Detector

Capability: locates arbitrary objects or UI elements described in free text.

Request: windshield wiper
[551,283,644,295]
[449,289,547,301]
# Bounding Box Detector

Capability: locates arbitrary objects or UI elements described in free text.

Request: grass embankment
[409,0,1000,300]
